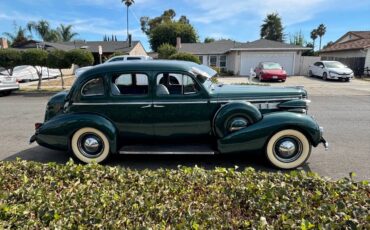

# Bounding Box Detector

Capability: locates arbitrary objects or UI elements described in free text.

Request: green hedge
[0,160,368,229]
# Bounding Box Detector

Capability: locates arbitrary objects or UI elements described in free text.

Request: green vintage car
[30,60,328,169]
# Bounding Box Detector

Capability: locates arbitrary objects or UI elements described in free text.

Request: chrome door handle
[153,105,165,108]
[141,104,152,109]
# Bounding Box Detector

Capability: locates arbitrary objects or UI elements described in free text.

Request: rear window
[111,73,149,95]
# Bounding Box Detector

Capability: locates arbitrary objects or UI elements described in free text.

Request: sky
[1,0,370,51]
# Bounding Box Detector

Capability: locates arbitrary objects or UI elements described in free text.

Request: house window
[220,55,227,72]
[198,56,203,64]
[210,56,217,67]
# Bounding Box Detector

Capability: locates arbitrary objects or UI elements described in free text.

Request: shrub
[21,49,48,89]
[0,49,22,75]
[169,52,200,64]
[157,43,177,59]
[0,160,368,229]
[66,49,94,67]
[47,50,72,89]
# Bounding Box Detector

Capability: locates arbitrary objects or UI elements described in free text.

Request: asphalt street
[0,81,369,180]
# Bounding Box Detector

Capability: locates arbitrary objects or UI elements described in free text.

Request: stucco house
[320,31,370,75]
[178,39,310,76]
[11,39,147,64]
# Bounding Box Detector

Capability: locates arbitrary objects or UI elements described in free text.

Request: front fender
[218,112,321,154]
[35,113,118,153]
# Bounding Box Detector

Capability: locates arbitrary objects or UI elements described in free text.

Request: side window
[81,77,105,96]
[156,73,199,96]
[111,73,149,95]
[126,57,142,60]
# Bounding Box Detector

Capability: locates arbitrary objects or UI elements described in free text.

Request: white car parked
[75,55,153,77]
[0,74,19,96]
[308,61,354,82]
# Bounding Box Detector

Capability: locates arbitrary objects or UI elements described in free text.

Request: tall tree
[27,20,60,42]
[290,31,304,46]
[316,24,326,51]
[140,9,198,51]
[310,29,318,51]
[57,24,78,42]
[122,0,135,40]
[260,13,284,42]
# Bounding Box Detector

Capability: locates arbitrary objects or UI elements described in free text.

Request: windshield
[190,65,218,92]
[262,63,282,70]
[324,62,346,68]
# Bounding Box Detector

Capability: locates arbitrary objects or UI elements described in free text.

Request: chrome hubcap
[84,137,100,153]
[274,136,303,163]
[278,141,296,157]
[77,133,104,158]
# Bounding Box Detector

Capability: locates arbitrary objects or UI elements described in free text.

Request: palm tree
[27,20,51,41]
[260,13,284,42]
[316,24,326,51]
[57,24,78,42]
[3,26,31,47]
[122,0,135,40]
[310,29,318,51]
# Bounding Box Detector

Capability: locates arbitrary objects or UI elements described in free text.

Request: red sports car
[254,62,287,82]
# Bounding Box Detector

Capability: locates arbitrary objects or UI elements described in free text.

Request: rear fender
[36,113,118,153]
[218,112,321,154]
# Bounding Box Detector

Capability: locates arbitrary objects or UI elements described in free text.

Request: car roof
[79,60,201,79]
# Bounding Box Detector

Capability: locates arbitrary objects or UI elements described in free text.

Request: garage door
[240,52,295,76]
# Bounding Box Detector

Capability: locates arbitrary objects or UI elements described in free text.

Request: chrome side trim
[253,102,280,110]
[210,97,301,103]
[153,101,208,105]
[73,100,209,106]
[73,102,152,105]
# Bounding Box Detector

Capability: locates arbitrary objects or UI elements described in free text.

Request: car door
[105,72,154,143]
[152,72,213,143]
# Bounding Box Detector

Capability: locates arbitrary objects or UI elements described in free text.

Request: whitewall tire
[71,127,110,163]
[266,129,311,169]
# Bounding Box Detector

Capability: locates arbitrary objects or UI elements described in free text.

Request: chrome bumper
[319,126,329,150]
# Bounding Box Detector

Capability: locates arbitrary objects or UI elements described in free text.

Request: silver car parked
[308,61,354,82]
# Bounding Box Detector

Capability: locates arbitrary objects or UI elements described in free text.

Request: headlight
[329,71,338,76]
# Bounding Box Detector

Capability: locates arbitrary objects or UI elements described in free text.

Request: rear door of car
[105,71,154,143]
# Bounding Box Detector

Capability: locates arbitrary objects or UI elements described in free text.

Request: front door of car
[152,72,212,143]
[314,62,325,76]
[106,72,154,143]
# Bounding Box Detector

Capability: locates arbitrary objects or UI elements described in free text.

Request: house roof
[232,39,310,50]
[178,39,309,55]
[61,41,140,53]
[321,31,370,53]
[179,40,235,55]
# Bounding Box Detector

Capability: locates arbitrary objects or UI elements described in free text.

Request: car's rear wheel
[322,72,328,81]
[71,127,110,163]
[266,129,311,169]
[309,70,313,77]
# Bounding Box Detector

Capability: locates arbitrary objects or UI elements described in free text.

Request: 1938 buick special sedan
[30,60,328,169]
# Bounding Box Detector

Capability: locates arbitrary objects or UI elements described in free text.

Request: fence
[298,56,321,76]
[321,56,365,76]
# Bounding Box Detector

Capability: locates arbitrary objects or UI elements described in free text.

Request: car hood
[213,84,307,101]
[327,67,353,74]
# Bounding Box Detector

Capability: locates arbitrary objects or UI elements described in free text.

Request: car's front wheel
[266,129,311,169]
[71,127,111,163]
[322,72,328,81]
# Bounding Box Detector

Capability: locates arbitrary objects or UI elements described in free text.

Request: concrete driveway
[0,77,369,180]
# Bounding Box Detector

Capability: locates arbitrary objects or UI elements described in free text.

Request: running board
[119,144,215,155]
